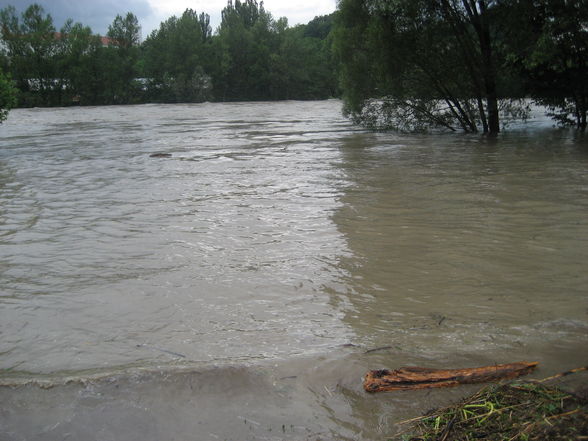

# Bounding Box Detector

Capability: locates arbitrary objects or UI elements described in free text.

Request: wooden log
[363,361,538,393]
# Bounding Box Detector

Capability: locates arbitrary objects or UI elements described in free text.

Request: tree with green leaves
[0,4,58,106]
[270,15,338,100]
[334,0,529,134]
[143,9,212,102]
[0,68,17,122]
[105,12,142,104]
[212,0,277,101]
[53,20,103,105]
[0,1,342,106]
[211,1,338,101]
[505,0,587,131]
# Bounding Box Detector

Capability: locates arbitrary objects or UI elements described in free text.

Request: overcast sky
[0,0,337,38]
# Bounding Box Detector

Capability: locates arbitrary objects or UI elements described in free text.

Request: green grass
[396,382,587,441]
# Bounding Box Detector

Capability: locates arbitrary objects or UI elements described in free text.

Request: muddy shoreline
[2,341,587,441]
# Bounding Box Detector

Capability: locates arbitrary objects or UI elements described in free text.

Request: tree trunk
[578,96,587,132]
[477,95,488,133]
[473,0,499,134]
[485,84,499,134]
[364,361,538,393]
[439,0,499,133]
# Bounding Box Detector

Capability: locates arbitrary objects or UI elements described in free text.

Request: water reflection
[311,127,588,439]
[330,129,588,361]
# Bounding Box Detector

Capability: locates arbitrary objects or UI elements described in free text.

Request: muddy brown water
[1,101,587,440]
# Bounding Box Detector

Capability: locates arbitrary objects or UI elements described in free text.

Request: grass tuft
[396,382,588,441]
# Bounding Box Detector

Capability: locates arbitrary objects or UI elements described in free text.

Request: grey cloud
[0,0,154,35]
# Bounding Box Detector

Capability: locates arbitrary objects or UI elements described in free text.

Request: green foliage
[54,20,102,105]
[107,12,140,49]
[334,0,518,133]
[507,0,588,130]
[0,4,57,106]
[0,2,338,106]
[332,0,374,115]
[268,17,338,100]
[0,0,584,135]
[143,9,212,103]
[211,1,336,101]
[0,4,136,106]
[212,0,274,101]
[334,0,587,133]
[105,12,142,104]
[304,15,333,39]
[0,68,17,122]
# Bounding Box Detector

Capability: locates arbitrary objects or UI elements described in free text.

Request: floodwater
[0,100,587,440]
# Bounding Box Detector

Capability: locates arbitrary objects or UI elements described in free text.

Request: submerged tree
[505,0,587,131]
[334,0,528,134]
[0,68,17,122]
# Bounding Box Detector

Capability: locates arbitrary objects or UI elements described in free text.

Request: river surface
[1,100,587,440]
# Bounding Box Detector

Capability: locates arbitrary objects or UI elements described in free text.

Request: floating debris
[364,361,538,392]
[136,344,186,358]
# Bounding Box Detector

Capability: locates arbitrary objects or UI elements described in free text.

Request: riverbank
[395,370,588,441]
[2,348,588,440]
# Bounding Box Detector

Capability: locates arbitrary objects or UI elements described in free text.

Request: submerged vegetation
[0,1,586,132]
[397,380,588,441]
[0,68,17,123]
[334,0,588,133]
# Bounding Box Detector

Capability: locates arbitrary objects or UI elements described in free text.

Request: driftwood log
[364,361,538,392]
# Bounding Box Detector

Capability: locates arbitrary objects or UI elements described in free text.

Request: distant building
[99,36,117,47]
[52,32,117,47]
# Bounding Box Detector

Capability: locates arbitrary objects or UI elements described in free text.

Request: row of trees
[0,1,338,107]
[0,5,144,106]
[1,1,586,132]
[334,0,588,133]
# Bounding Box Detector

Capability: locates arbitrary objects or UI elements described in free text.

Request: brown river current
[0,100,587,440]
